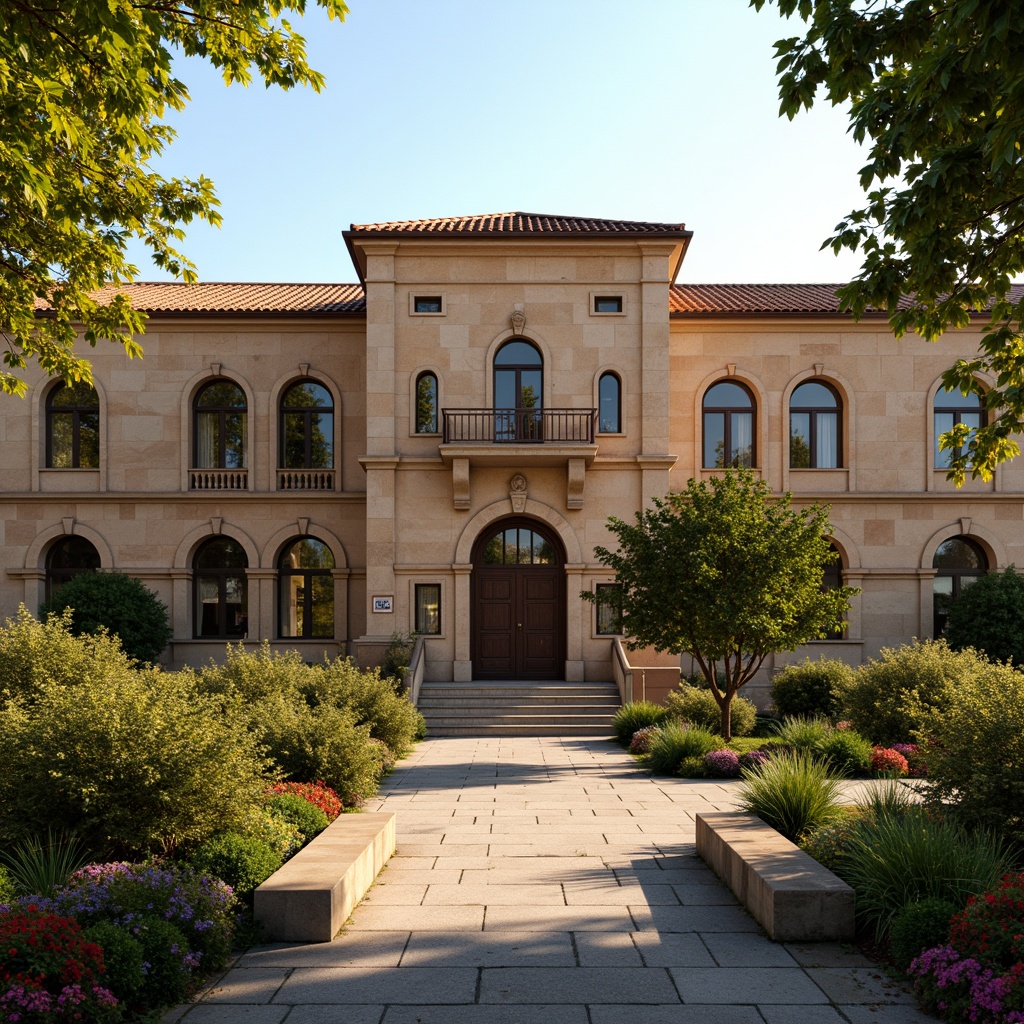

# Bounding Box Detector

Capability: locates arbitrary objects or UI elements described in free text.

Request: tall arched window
[280,380,333,469]
[933,536,986,636]
[494,340,543,441]
[822,542,844,638]
[790,381,841,468]
[415,372,438,434]
[598,372,621,433]
[194,537,248,638]
[703,381,755,468]
[279,537,335,639]
[194,380,247,469]
[45,536,100,601]
[46,381,99,468]
[934,386,985,468]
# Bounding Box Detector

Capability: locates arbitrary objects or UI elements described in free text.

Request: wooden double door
[471,520,565,680]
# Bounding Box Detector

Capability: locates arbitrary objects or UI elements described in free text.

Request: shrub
[191,833,282,901]
[834,806,1010,938]
[0,671,270,856]
[39,571,172,664]
[915,660,1024,843]
[0,906,119,1021]
[266,781,342,821]
[770,658,854,720]
[770,714,834,751]
[950,872,1024,967]
[368,737,397,775]
[909,943,1024,1024]
[817,730,874,776]
[645,723,720,774]
[842,639,985,746]
[738,749,772,772]
[240,805,303,860]
[55,861,236,972]
[379,631,413,683]
[800,812,862,872]
[703,749,741,778]
[265,794,329,842]
[892,742,928,778]
[944,566,1024,665]
[664,685,757,737]
[613,701,668,744]
[82,920,145,1004]
[871,746,909,777]
[132,916,193,1007]
[889,898,957,971]
[0,829,90,896]
[738,750,844,842]
[628,725,661,755]
[677,756,708,778]
[0,865,14,905]
[0,605,138,707]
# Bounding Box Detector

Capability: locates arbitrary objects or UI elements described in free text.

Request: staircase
[417,680,621,737]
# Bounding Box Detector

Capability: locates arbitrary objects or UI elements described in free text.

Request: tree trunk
[720,694,733,742]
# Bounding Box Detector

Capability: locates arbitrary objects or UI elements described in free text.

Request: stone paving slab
[167,737,926,1023]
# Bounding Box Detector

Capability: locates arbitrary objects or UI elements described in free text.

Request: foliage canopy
[944,566,1024,664]
[584,470,856,738]
[751,0,1024,482]
[0,0,346,394]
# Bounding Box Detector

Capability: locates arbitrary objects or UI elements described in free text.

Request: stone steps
[418,680,620,737]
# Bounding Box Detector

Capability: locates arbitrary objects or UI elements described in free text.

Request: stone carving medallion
[510,309,526,336]
[509,473,528,513]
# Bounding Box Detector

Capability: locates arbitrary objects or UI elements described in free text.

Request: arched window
[194,537,248,638]
[280,380,333,468]
[933,536,986,636]
[790,381,841,468]
[46,381,99,468]
[480,524,557,565]
[703,381,755,468]
[598,372,621,434]
[194,380,247,469]
[279,537,335,639]
[45,536,100,601]
[934,386,984,468]
[494,340,543,441]
[415,372,438,434]
[822,542,844,638]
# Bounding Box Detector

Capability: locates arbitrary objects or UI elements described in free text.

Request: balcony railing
[189,468,249,490]
[442,407,596,444]
[277,469,335,490]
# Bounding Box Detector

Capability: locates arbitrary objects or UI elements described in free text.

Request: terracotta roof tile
[669,282,1024,315]
[55,282,366,316]
[349,212,691,237]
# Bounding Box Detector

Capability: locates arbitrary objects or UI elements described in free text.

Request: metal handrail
[442,407,596,444]
[405,634,426,707]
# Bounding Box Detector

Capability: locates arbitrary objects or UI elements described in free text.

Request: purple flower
[703,749,741,778]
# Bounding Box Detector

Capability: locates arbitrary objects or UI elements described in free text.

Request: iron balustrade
[442,408,596,444]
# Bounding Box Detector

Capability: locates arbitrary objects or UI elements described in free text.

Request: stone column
[453,562,473,681]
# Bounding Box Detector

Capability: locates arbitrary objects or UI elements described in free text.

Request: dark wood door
[473,565,563,679]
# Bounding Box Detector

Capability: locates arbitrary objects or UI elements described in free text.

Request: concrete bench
[253,811,396,942]
[696,812,855,942]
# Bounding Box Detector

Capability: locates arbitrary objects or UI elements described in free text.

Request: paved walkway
[169,737,933,1024]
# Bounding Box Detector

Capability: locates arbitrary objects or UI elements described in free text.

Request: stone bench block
[695,812,854,942]
[254,811,396,943]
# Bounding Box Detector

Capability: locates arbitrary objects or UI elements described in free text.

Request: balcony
[189,468,249,490]
[277,469,335,491]
[442,407,596,444]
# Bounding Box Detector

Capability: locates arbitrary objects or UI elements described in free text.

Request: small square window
[415,583,441,634]
[596,583,623,635]
[593,295,623,314]
[413,295,444,315]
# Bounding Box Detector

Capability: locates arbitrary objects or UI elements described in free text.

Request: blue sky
[129,1,870,285]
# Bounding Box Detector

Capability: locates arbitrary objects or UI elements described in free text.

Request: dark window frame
[193,379,248,470]
[593,295,623,314]
[790,380,842,469]
[278,536,335,639]
[821,542,844,639]
[932,535,987,637]
[45,381,100,469]
[702,380,756,469]
[45,536,101,602]
[415,371,439,434]
[595,582,623,635]
[193,537,249,639]
[279,379,334,469]
[934,386,986,469]
[414,583,442,635]
[413,295,444,314]
[598,372,622,434]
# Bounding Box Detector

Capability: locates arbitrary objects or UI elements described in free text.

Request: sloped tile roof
[349,212,691,237]
[61,282,367,315]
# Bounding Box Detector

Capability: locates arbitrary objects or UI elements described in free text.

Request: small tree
[584,471,857,739]
[945,566,1024,664]
[40,572,172,664]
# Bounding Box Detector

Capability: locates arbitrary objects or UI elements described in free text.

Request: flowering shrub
[50,862,235,973]
[738,749,772,771]
[892,742,928,777]
[628,726,661,755]
[703,749,741,778]
[241,805,303,860]
[910,873,1024,1023]
[266,781,343,821]
[871,746,909,776]
[0,905,120,1022]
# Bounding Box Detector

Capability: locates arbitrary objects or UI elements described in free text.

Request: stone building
[3,212,1018,706]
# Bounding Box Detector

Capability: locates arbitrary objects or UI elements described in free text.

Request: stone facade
[2,213,1017,705]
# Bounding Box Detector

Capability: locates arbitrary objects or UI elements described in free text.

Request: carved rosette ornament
[509,473,528,513]
[510,309,527,336]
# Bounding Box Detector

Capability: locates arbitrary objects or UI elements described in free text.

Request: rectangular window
[415,583,441,634]
[593,295,623,314]
[413,295,444,314]
[596,583,623,635]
